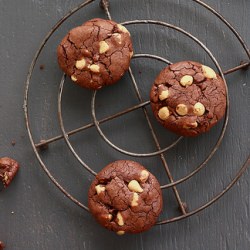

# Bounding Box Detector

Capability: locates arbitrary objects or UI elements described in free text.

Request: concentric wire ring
[91,54,183,157]
[24,0,250,223]
[58,22,228,189]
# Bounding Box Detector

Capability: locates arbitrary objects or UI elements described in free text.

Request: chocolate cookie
[88,160,163,234]
[150,61,227,136]
[57,18,133,90]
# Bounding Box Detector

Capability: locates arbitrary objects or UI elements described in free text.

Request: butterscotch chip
[75,58,86,70]
[57,18,133,90]
[99,41,109,54]
[150,61,227,136]
[202,65,217,79]
[128,180,143,193]
[159,90,169,101]
[71,75,77,82]
[95,185,105,195]
[116,212,124,226]
[183,122,198,129]
[117,24,130,34]
[89,64,100,73]
[107,214,113,221]
[193,102,205,116]
[176,104,188,116]
[180,75,193,87]
[158,107,170,120]
[139,170,149,183]
[88,160,163,234]
[131,193,139,207]
[117,231,125,236]
[112,33,122,44]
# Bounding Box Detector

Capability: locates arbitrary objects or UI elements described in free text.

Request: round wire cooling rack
[24,0,250,224]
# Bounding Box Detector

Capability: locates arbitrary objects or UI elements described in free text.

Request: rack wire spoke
[156,155,250,224]
[127,67,187,214]
[101,0,188,214]
[35,60,249,150]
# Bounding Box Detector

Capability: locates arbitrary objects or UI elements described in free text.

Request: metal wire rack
[24,0,250,225]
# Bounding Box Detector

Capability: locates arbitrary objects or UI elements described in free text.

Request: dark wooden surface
[0,0,249,249]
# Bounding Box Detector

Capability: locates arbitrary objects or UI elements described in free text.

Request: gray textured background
[0,0,249,249]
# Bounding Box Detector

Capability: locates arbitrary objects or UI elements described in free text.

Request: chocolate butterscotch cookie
[88,160,163,234]
[57,18,133,90]
[150,61,227,136]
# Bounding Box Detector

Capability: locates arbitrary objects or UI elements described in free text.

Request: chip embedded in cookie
[88,160,163,234]
[57,18,133,90]
[150,61,227,136]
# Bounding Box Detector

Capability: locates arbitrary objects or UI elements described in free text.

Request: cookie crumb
[0,241,5,250]
[0,157,20,188]
[39,64,45,70]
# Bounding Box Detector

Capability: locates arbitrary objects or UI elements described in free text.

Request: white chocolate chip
[112,33,122,44]
[89,64,100,73]
[159,89,169,101]
[71,75,77,82]
[99,41,109,54]
[131,192,139,207]
[158,107,170,120]
[176,104,188,116]
[75,58,86,70]
[180,75,193,87]
[95,185,105,195]
[117,24,130,35]
[193,102,205,116]
[202,65,217,79]
[117,231,125,235]
[128,180,143,193]
[117,212,124,226]
[140,170,149,183]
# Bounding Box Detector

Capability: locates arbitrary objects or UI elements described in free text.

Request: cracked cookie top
[150,61,227,136]
[57,18,133,90]
[88,160,163,234]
